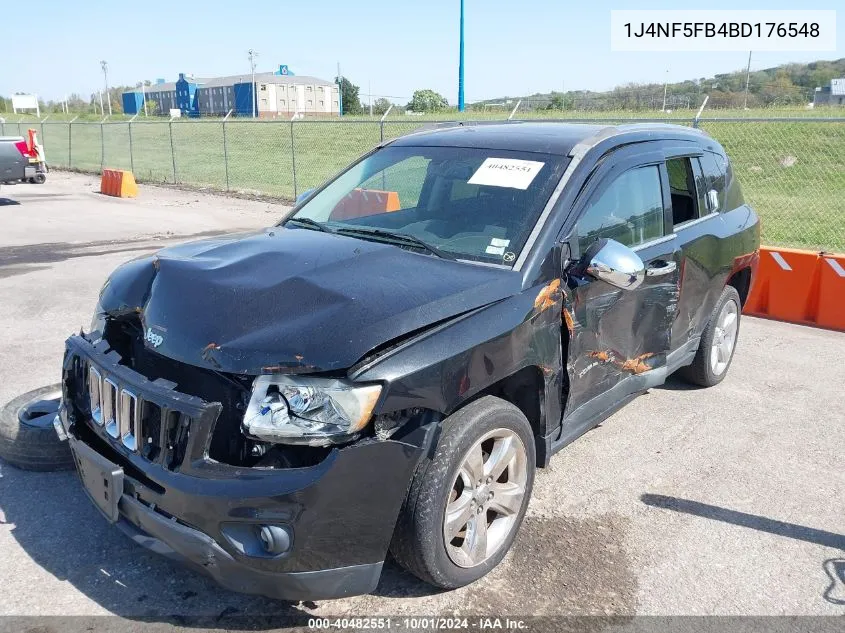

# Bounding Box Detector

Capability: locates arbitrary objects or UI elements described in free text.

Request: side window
[723,159,745,210]
[577,165,664,252]
[699,152,726,212]
[666,157,700,226]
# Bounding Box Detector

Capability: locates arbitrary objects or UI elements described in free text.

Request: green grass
[3,110,843,252]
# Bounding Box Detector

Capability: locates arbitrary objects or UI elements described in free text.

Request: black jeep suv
[58,122,759,600]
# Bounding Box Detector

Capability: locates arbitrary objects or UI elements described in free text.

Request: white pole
[661,69,668,111]
[743,51,752,109]
[695,95,710,121]
[101,61,112,116]
[379,104,393,122]
[98,90,104,116]
[248,49,258,119]
[508,99,521,120]
[369,80,373,117]
[35,94,40,118]
[142,83,148,116]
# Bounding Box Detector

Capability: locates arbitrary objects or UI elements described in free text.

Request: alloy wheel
[443,428,528,568]
[710,298,739,376]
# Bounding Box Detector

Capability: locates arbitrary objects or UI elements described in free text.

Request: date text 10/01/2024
[308,617,529,630]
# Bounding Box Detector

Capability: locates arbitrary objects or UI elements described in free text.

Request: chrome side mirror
[295,188,316,205]
[585,239,645,290]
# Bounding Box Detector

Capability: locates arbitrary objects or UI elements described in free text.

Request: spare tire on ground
[0,384,74,471]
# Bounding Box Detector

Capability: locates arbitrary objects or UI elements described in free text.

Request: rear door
[562,144,682,423]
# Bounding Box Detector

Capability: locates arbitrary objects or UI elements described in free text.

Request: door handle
[646,261,677,276]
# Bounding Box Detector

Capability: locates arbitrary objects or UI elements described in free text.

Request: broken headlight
[89,303,106,335]
[242,375,382,445]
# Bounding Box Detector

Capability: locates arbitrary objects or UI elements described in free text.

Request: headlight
[90,304,106,334]
[243,375,382,445]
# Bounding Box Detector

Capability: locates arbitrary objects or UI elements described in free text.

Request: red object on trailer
[14,140,32,158]
[21,128,47,184]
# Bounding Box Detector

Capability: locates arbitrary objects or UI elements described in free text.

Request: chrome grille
[119,389,139,451]
[103,378,118,439]
[88,366,103,425]
[86,365,146,453]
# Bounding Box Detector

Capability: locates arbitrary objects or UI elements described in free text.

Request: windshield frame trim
[511,144,591,271]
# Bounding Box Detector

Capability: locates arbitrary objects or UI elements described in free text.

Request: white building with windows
[133,71,340,117]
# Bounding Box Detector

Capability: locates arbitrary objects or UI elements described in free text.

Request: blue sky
[4,0,842,104]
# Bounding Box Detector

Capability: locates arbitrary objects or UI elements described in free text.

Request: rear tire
[679,285,742,387]
[390,396,535,589]
[0,385,74,471]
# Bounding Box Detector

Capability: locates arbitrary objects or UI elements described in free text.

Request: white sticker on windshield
[468,158,545,190]
[490,238,511,247]
[485,245,506,255]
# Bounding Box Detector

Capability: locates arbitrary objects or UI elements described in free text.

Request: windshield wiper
[285,217,335,233]
[335,227,454,260]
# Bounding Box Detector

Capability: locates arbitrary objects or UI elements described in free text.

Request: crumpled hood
[99,227,520,374]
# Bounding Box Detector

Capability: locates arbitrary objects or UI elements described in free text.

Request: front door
[561,147,681,429]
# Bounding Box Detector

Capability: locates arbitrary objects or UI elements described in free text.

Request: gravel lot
[0,174,842,621]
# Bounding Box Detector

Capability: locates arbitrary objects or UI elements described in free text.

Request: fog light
[258,525,291,555]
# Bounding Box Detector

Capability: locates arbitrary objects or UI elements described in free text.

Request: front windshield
[284,145,568,266]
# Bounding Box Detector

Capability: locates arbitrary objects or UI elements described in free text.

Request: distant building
[813,77,845,107]
[122,68,340,117]
[121,92,144,115]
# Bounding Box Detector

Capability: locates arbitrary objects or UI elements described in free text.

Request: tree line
[4,58,842,117]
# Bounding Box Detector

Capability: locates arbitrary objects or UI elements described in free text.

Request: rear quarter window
[723,158,745,211]
[700,150,745,212]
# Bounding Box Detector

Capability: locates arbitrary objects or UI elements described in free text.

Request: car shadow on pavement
[0,462,308,624]
[0,458,441,625]
[0,198,21,206]
[652,375,701,392]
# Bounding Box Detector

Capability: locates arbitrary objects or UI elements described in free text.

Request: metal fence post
[128,122,135,174]
[100,123,105,170]
[67,116,78,168]
[290,119,298,199]
[222,120,230,191]
[379,104,393,144]
[169,121,177,183]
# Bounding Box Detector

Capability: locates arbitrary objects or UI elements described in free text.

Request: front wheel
[390,396,535,589]
[679,285,742,387]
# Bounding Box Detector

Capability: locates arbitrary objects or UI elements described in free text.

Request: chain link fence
[2,116,843,252]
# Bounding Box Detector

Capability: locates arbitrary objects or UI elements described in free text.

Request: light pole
[458,0,465,112]
[337,61,343,116]
[661,69,669,112]
[743,51,752,109]
[248,49,259,118]
[100,60,112,116]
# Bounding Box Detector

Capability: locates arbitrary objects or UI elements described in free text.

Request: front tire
[390,396,535,589]
[679,285,742,387]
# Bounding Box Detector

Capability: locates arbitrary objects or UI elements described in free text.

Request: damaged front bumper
[60,334,433,601]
